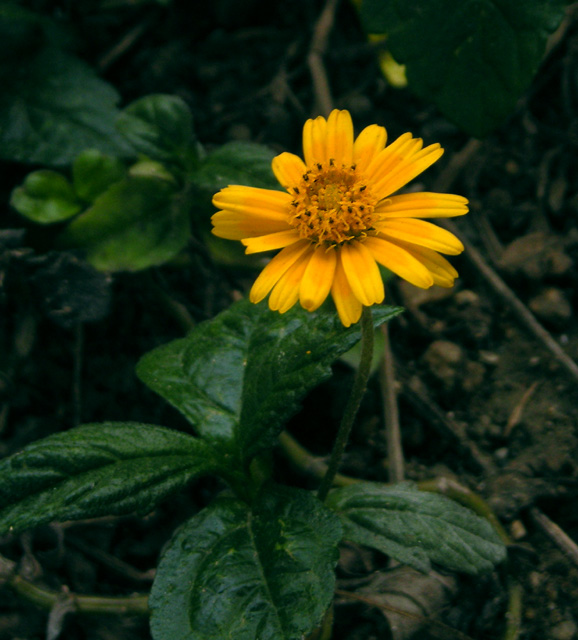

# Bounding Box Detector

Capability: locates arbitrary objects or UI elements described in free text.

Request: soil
[2,1,578,639]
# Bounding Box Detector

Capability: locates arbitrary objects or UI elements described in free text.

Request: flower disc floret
[290,161,376,247]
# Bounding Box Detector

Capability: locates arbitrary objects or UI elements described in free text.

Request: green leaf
[327,482,507,575]
[191,141,279,195]
[116,94,197,164]
[0,423,218,536]
[360,0,569,137]
[187,142,280,269]
[58,175,190,272]
[136,299,403,460]
[150,484,342,640]
[10,170,82,223]
[72,149,127,203]
[0,47,129,166]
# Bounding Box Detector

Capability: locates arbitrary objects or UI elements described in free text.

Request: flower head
[212,110,468,326]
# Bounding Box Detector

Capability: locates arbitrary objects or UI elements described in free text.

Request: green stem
[503,579,523,640]
[11,575,149,615]
[1,549,148,616]
[278,431,359,487]
[317,306,374,502]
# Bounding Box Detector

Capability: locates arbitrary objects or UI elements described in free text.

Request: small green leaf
[59,174,189,272]
[10,170,82,223]
[190,141,280,266]
[116,94,197,164]
[236,304,401,461]
[361,0,569,137]
[191,141,279,195]
[136,299,402,460]
[72,149,126,203]
[0,47,129,166]
[150,484,342,640]
[0,423,219,536]
[327,482,507,575]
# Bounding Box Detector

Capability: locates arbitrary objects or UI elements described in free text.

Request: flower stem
[317,306,374,502]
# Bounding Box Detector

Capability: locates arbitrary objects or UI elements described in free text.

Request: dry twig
[435,141,578,385]
[504,382,540,437]
[448,221,578,384]
[379,324,404,482]
[530,507,578,569]
[97,19,154,72]
[308,0,340,116]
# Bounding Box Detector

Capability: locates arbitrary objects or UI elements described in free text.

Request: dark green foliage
[327,482,507,574]
[361,0,569,136]
[150,484,342,640]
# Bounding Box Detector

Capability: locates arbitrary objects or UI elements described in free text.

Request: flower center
[288,160,377,247]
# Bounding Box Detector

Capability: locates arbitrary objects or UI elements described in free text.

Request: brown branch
[445,219,578,384]
[435,140,578,385]
[379,324,404,482]
[530,507,578,569]
[504,381,540,437]
[308,0,340,116]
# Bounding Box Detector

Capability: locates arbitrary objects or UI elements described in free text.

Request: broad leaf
[361,0,569,137]
[150,484,342,640]
[72,149,126,203]
[191,141,279,197]
[0,47,129,166]
[189,141,280,267]
[0,423,219,536]
[10,170,82,224]
[136,299,402,459]
[327,482,506,574]
[58,175,190,272]
[116,94,197,165]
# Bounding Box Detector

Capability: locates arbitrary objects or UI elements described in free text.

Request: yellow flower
[211,109,468,327]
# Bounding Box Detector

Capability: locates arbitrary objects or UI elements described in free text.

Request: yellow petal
[376,219,464,255]
[363,236,435,289]
[326,110,354,166]
[340,242,385,306]
[269,251,311,313]
[212,186,292,240]
[213,186,291,220]
[211,212,292,240]
[250,241,311,303]
[375,192,469,219]
[299,245,337,311]
[303,115,328,166]
[272,152,307,191]
[353,124,387,173]
[242,229,301,254]
[331,254,363,327]
[397,241,459,287]
[364,132,420,183]
[372,143,444,199]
